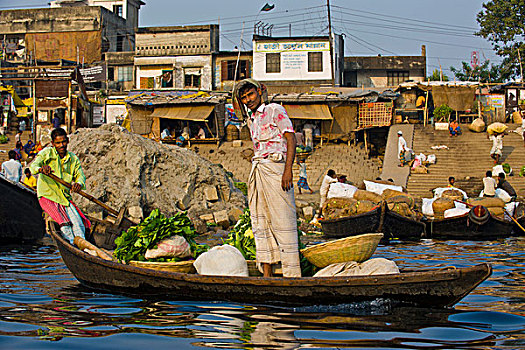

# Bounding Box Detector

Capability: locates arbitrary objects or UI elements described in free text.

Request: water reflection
[0,237,523,348]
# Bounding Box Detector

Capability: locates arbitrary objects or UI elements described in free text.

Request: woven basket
[296,152,311,161]
[300,233,383,267]
[129,260,196,273]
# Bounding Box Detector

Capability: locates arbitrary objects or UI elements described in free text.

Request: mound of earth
[68,124,247,230]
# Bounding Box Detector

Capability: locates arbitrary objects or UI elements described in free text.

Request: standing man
[1,150,22,182]
[303,122,314,148]
[29,128,91,244]
[489,132,504,164]
[319,169,337,217]
[235,79,300,278]
[397,130,407,167]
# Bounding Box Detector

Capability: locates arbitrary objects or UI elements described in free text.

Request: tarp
[0,85,25,107]
[431,85,477,111]
[150,105,215,121]
[282,104,333,120]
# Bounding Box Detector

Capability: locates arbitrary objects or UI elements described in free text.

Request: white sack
[193,245,249,276]
[422,198,436,216]
[427,154,436,164]
[363,180,403,195]
[313,258,399,277]
[454,201,467,209]
[433,187,467,200]
[492,165,505,177]
[444,207,470,218]
[505,202,519,217]
[327,182,358,199]
[495,188,512,203]
[145,236,192,259]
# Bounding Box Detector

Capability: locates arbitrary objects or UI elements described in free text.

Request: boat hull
[49,222,491,308]
[0,175,45,243]
[383,208,427,240]
[321,207,381,238]
[426,214,514,240]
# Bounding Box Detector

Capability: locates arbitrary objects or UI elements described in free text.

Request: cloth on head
[248,160,301,277]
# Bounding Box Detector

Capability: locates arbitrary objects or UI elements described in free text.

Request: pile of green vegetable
[0,135,8,144]
[224,209,317,276]
[234,182,248,196]
[113,209,208,263]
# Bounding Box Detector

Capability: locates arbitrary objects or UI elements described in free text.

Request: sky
[1,0,501,77]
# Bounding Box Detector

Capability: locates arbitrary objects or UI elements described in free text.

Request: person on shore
[13,141,23,161]
[161,126,172,140]
[197,126,206,139]
[303,122,314,148]
[52,113,61,129]
[397,130,407,167]
[296,158,313,194]
[497,173,516,201]
[448,176,455,187]
[295,129,305,147]
[22,168,37,190]
[1,150,22,182]
[23,139,36,157]
[482,171,497,197]
[15,131,22,143]
[489,132,504,164]
[449,119,461,136]
[319,169,338,217]
[235,78,300,278]
[29,128,91,244]
[19,119,26,133]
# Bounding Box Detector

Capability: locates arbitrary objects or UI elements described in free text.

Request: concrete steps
[407,124,525,199]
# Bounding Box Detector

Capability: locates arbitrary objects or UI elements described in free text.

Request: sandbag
[327,182,358,200]
[487,206,505,217]
[193,245,249,276]
[324,197,357,209]
[387,195,415,209]
[387,202,413,217]
[467,197,505,208]
[313,258,399,277]
[353,189,382,203]
[441,189,464,202]
[355,200,378,214]
[512,111,523,125]
[469,118,485,132]
[145,235,192,260]
[487,122,508,135]
[382,188,404,200]
[432,197,455,214]
[411,165,428,174]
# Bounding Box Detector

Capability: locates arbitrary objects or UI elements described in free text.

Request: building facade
[214,51,253,91]
[134,25,219,91]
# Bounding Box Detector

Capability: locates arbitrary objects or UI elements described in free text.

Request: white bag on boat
[495,188,512,203]
[433,187,467,200]
[363,180,403,195]
[193,245,249,277]
[422,198,436,216]
[505,202,518,217]
[454,201,467,209]
[444,207,470,218]
[327,182,358,199]
[313,258,399,277]
[144,235,192,259]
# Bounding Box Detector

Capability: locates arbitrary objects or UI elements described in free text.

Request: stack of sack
[381,189,419,219]
[469,118,485,132]
[467,197,506,219]
[323,194,380,220]
[422,187,469,218]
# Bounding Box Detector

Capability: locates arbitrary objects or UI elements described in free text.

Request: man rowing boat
[235,78,301,278]
[29,128,91,243]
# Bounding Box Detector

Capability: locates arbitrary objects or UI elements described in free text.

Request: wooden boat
[382,206,427,240]
[425,212,514,240]
[48,220,492,308]
[320,206,381,238]
[0,174,45,243]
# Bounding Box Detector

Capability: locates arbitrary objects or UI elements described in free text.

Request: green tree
[427,69,449,81]
[476,0,525,79]
[450,60,509,83]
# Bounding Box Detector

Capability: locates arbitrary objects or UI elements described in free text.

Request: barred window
[387,71,409,86]
[308,52,323,72]
[117,66,133,82]
[266,53,281,73]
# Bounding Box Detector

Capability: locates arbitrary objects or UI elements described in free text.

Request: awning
[282,104,333,120]
[150,105,215,121]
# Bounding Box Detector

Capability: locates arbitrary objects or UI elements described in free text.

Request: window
[266,53,281,73]
[116,35,124,52]
[117,66,133,82]
[113,4,123,17]
[107,67,115,81]
[387,71,409,86]
[308,52,323,72]
[223,60,250,81]
[140,77,154,89]
[184,74,200,88]
[161,70,173,88]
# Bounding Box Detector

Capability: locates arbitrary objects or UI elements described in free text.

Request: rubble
[68,124,247,227]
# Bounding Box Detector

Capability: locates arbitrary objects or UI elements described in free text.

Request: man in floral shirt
[235,79,300,278]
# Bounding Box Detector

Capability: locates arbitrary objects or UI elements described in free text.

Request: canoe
[382,206,427,240]
[320,206,381,238]
[0,174,45,243]
[48,220,492,308]
[425,213,514,240]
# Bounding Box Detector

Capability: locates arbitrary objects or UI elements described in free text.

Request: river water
[0,236,524,349]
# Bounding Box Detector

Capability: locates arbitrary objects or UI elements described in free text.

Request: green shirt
[29,146,86,206]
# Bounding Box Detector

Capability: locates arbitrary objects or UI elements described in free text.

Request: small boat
[425,209,514,240]
[320,206,381,238]
[48,220,492,308]
[382,206,427,240]
[0,174,45,243]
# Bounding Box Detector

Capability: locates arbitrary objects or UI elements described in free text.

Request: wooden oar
[41,171,137,225]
